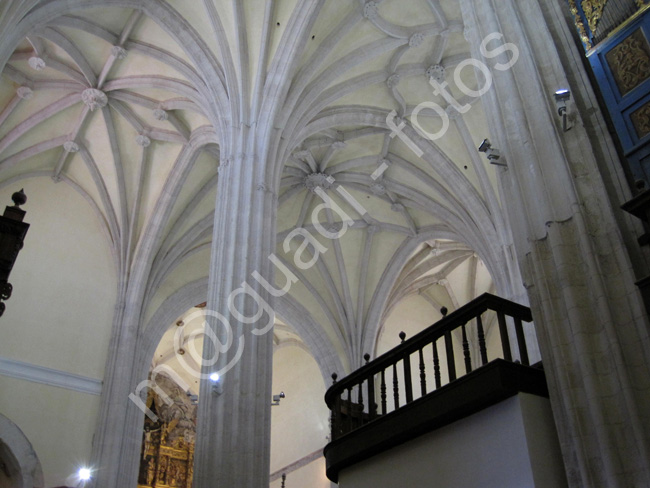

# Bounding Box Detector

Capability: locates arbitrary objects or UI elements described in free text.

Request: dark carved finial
[331,372,338,383]
[12,189,26,207]
[364,353,370,363]
[281,473,286,488]
[440,306,448,316]
[399,331,406,342]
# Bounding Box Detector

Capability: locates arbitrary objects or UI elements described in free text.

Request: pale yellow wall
[337,394,566,488]
[143,246,211,328]
[270,346,330,482]
[269,457,331,488]
[0,376,101,487]
[378,294,439,356]
[0,177,116,487]
[0,177,116,378]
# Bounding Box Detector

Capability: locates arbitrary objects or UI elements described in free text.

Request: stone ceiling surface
[0,0,516,372]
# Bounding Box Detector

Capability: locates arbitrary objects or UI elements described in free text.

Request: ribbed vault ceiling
[0,0,519,372]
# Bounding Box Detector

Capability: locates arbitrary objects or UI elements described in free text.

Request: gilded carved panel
[137,373,197,488]
[606,28,650,94]
[582,0,608,33]
[631,101,650,137]
[568,0,593,49]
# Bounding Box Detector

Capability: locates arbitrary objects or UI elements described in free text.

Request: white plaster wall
[0,376,100,487]
[519,392,569,487]
[269,458,332,488]
[143,246,211,327]
[270,346,330,484]
[0,177,115,487]
[338,393,567,488]
[0,178,116,378]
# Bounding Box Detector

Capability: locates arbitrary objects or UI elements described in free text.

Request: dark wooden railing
[325,293,534,441]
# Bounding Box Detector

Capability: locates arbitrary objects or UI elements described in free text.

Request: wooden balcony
[324,293,548,482]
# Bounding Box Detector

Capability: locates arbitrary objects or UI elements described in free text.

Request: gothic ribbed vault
[0,0,523,375]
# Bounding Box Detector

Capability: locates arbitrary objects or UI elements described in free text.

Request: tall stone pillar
[460,0,650,486]
[193,131,278,488]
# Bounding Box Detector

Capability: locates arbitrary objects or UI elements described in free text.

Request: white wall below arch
[0,177,116,486]
[0,412,44,488]
[0,177,116,377]
[270,346,331,488]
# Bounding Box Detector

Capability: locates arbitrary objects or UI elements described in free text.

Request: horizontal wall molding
[0,356,103,395]
[270,447,325,482]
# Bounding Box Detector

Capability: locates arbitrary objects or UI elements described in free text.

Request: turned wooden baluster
[444,331,456,382]
[380,369,387,415]
[432,340,441,388]
[476,314,489,365]
[364,353,377,420]
[445,332,456,381]
[399,332,413,403]
[513,317,529,365]
[461,322,472,374]
[439,307,450,384]
[497,311,513,362]
[346,386,353,434]
[418,347,426,396]
[392,362,399,409]
[357,382,364,428]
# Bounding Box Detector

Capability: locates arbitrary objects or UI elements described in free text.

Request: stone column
[460,0,650,486]
[193,131,278,488]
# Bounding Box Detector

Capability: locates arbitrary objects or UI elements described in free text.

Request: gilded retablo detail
[606,29,650,94]
[581,0,608,33]
[631,101,650,138]
[137,374,196,488]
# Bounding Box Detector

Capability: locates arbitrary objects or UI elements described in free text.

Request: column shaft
[461,0,650,486]
[193,144,277,487]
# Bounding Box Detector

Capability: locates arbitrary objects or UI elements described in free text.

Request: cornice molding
[0,356,103,395]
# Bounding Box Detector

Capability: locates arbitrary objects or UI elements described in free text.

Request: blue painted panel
[587,9,650,183]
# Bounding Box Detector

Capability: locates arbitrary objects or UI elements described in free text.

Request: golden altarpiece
[137,373,197,488]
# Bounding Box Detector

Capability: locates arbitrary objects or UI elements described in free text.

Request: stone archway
[0,414,44,488]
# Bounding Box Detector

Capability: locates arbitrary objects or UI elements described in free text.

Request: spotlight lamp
[554,89,572,131]
[478,138,506,167]
[210,372,223,395]
[77,467,91,487]
[185,390,198,405]
[272,391,285,406]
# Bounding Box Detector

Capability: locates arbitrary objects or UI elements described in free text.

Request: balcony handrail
[325,293,534,440]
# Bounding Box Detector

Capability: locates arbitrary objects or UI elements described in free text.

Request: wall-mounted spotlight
[478,138,506,167]
[210,372,223,395]
[554,89,571,131]
[272,392,285,406]
[185,390,198,405]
